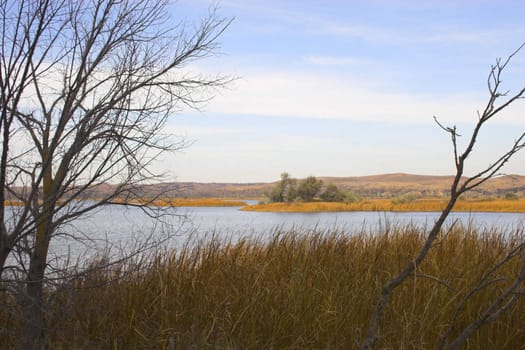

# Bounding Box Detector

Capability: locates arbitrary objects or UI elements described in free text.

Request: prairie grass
[243,198,525,213]
[1,226,525,348]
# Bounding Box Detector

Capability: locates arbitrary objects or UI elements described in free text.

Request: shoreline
[241,198,525,213]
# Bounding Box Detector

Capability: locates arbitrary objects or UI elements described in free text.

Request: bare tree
[361,43,525,350]
[0,0,231,348]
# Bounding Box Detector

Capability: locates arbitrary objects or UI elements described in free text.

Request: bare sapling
[361,42,525,349]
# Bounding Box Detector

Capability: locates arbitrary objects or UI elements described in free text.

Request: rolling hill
[140,173,525,199]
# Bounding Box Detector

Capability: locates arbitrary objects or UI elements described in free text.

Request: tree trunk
[22,151,54,349]
[23,239,49,349]
[0,240,10,277]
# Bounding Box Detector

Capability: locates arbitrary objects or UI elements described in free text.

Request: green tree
[345,191,362,203]
[269,172,296,202]
[297,176,323,201]
[286,179,298,202]
[504,192,519,200]
[320,183,345,202]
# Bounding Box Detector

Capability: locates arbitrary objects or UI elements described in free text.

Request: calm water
[47,204,525,260]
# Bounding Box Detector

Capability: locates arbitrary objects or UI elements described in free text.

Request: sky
[159,0,525,183]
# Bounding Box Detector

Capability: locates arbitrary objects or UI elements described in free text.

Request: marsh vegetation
[243,198,525,213]
[1,225,524,349]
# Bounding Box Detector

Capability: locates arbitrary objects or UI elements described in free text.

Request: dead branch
[361,42,525,350]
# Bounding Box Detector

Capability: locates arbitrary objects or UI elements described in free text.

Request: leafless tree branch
[0,1,231,348]
[361,42,525,350]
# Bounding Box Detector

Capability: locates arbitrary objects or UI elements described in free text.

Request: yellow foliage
[3,200,24,206]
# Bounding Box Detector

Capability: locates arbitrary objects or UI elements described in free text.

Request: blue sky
[160,0,525,183]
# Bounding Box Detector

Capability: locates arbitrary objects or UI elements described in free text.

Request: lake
[49,203,525,261]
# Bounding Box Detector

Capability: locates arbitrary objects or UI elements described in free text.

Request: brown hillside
[318,173,525,198]
[163,173,525,199]
[46,173,524,200]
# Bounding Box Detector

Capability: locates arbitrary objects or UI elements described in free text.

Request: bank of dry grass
[4,198,248,207]
[108,197,247,207]
[243,198,525,213]
[1,226,525,349]
[152,198,247,207]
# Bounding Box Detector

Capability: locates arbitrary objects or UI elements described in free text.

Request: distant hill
[131,173,525,199]
[316,173,525,198]
[54,173,525,200]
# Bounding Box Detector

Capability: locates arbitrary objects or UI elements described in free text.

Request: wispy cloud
[304,55,373,66]
[207,69,525,125]
[320,21,525,46]
[163,125,248,137]
[321,23,395,43]
[220,1,525,47]
[171,0,525,183]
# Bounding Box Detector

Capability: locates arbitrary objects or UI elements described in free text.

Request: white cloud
[207,69,525,125]
[305,55,373,66]
[322,23,395,43]
[163,125,248,137]
[323,21,525,46]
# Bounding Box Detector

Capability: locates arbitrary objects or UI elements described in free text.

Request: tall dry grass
[1,225,524,349]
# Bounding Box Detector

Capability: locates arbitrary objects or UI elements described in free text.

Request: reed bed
[243,198,525,213]
[1,225,525,349]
